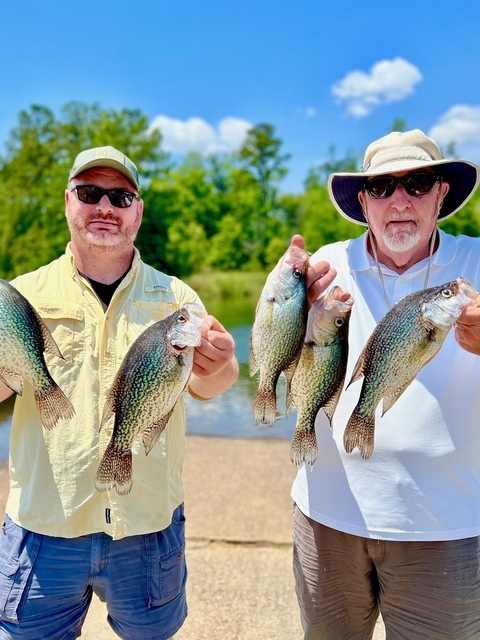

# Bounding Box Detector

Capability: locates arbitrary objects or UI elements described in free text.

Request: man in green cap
[0,145,238,639]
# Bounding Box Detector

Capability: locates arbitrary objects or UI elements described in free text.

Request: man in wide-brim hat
[329,128,479,225]
[290,129,480,639]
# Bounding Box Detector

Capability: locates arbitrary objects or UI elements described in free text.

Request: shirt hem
[292,497,480,542]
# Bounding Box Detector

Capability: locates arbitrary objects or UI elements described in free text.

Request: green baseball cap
[68,145,140,190]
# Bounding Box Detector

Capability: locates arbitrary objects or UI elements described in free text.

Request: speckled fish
[249,244,309,425]
[344,277,479,459]
[289,286,354,465]
[95,303,207,495]
[0,279,75,429]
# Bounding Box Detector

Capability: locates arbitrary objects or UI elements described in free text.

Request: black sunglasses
[364,172,440,199]
[69,185,141,208]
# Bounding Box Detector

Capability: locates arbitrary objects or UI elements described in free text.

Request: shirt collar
[65,243,140,276]
[348,228,457,275]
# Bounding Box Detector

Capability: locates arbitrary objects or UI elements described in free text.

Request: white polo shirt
[291,230,480,541]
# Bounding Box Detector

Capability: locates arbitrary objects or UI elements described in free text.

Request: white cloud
[429,105,480,146]
[295,107,317,117]
[149,115,253,155]
[332,57,423,118]
[428,105,480,163]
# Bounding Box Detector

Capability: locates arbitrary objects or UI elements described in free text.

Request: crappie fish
[344,277,478,459]
[0,279,75,429]
[289,286,353,465]
[95,303,207,495]
[250,244,309,425]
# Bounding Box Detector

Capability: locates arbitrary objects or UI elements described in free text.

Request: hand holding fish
[189,315,239,399]
[291,234,341,305]
[454,297,480,355]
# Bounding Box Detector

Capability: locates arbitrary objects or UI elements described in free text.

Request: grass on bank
[186,271,266,303]
[186,271,267,327]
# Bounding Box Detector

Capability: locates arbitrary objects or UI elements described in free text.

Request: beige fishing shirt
[7,245,201,540]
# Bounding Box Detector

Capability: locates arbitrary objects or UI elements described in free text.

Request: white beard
[383,226,420,253]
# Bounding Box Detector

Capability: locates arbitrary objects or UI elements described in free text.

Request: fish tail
[343,410,375,459]
[290,426,318,466]
[95,444,133,496]
[34,383,75,430]
[253,388,277,425]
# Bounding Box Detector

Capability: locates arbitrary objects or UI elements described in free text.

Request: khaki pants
[293,504,480,640]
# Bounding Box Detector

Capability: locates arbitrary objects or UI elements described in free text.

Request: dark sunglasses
[363,172,440,199]
[69,185,141,208]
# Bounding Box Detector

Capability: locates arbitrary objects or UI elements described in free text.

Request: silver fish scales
[95,303,207,495]
[344,277,479,459]
[0,279,75,429]
[289,286,353,465]
[249,244,309,425]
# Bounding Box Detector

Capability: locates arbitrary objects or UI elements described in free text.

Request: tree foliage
[0,103,478,280]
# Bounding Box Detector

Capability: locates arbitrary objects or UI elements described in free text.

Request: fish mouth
[458,277,479,302]
[172,344,187,351]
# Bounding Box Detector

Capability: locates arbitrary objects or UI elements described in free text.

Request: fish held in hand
[95,303,208,496]
[0,279,75,429]
[250,244,309,425]
[289,286,353,465]
[344,277,478,459]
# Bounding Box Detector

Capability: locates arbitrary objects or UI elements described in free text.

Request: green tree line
[0,102,479,280]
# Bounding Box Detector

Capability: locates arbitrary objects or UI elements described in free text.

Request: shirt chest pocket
[31,299,86,367]
[126,300,180,338]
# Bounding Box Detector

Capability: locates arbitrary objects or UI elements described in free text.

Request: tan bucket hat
[328,129,480,225]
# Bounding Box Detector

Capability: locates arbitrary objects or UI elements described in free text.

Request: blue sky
[3,0,480,193]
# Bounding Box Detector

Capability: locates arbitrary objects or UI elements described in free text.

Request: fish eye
[441,288,453,298]
[177,314,187,323]
[334,318,344,327]
[292,268,304,279]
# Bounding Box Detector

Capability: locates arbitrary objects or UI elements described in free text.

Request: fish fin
[345,352,367,389]
[95,444,133,496]
[34,383,75,430]
[35,311,64,359]
[381,383,410,416]
[249,340,259,376]
[343,409,375,459]
[290,427,318,466]
[253,388,277,425]
[322,392,341,426]
[283,360,299,415]
[141,412,173,455]
[0,369,24,396]
[265,297,275,327]
[99,387,117,431]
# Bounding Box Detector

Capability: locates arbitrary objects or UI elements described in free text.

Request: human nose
[95,194,114,211]
[390,183,411,208]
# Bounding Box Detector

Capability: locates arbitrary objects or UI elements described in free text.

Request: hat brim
[328,159,480,225]
[69,159,140,190]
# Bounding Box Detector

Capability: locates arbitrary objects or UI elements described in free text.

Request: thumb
[291,234,306,250]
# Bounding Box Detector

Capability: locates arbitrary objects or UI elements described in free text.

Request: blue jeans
[0,505,187,640]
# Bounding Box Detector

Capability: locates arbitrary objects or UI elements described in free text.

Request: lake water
[0,318,296,460]
[184,322,296,440]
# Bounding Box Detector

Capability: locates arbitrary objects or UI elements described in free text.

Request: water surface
[0,319,296,460]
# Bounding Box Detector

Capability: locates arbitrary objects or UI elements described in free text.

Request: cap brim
[69,159,140,190]
[328,159,480,225]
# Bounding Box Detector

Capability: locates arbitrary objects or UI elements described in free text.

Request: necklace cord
[364,187,441,310]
